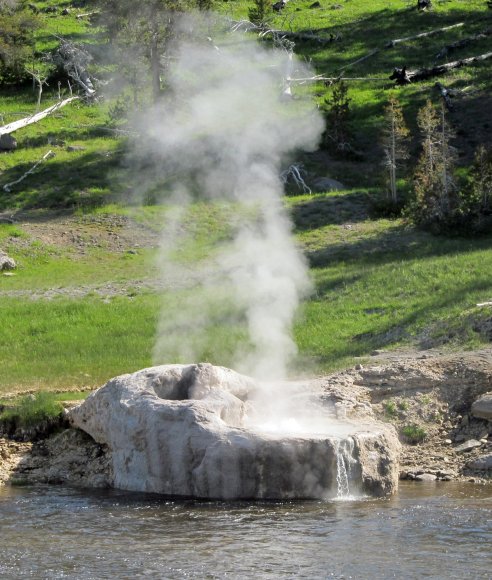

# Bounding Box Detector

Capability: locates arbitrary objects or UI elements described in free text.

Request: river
[0,482,490,579]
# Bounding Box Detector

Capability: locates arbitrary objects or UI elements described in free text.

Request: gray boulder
[70,363,400,499]
[0,252,16,271]
[471,392,492,420]
[455,439,483,453]
[467,453,492,470]
[0,134,17,151]
[312,177,346,192]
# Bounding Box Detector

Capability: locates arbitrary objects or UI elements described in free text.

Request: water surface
[0,482,490,579]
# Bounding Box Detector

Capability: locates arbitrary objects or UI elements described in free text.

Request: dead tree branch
[390,51,492,84]
[230,19,339,45]
[3,150,54,193]
[0,97,79,136]
[435,82,453,110]
[50,39,96,99]
[76,11,100,20]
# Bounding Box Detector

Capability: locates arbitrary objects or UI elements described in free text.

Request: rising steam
[135,19,323,380]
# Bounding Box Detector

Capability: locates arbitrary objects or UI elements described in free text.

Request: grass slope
[0,0,491,393]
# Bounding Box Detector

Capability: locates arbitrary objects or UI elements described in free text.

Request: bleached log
[3,151,54,193]
[76,11,99,19]
[385,22,464,48]
[477,302,492,307]
[0,97,79,136]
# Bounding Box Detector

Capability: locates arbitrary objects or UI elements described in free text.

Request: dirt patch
[1,209,160,256]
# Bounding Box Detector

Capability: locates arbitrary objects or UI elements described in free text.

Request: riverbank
[1,349,490,489]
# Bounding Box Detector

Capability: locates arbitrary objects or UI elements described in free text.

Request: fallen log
[390,51,492,84]
[0,97,79,136]
[385,22,464,48]
[3,150,54,193]
[340,22,464,71]
[76,11,99,20]
[435,29,491,62]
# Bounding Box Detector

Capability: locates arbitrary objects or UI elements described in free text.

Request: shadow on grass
[307,222,492,269]
[291,191,371,230]
[307,277,492,366]
[296,7,492,73]
[0,148,124,210]
[18,125,121,149]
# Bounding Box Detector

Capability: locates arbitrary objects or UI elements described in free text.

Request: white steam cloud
[136,20,323,380]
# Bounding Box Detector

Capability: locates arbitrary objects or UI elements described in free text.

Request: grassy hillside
[0,0,491,393]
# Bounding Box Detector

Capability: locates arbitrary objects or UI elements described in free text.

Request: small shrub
[397,400,409,411]
[401,424,427,444]
[383,400,397,417]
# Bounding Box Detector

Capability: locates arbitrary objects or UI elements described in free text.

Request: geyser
[70,364,400,499]
[80,21,400,500]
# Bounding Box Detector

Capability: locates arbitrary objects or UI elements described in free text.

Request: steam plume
[136,20,323,380]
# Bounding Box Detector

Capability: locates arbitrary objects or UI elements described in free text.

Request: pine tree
[324,80,352,154]
[249,0,270,25]
[412,100,457,226]
[382,95,409,204]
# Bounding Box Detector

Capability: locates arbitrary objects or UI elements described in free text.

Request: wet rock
[415,473,437,482]
[454,439,483,453]
[471,392,492,420]
[70,364,400,499]
[466,453,492,470]
[12,429,112,488]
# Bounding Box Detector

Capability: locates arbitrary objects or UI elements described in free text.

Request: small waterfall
[335,437,359,499]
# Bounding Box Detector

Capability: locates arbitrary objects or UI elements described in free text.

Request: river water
[0,482,490,579]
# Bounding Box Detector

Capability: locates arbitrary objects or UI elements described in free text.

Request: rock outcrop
[69,363,400,499]
[0,252,16,271]
[471,392,492,420]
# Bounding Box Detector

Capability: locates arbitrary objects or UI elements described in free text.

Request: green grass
[0,294,159,393]
[1,193,491,391]
[0,391,63,428]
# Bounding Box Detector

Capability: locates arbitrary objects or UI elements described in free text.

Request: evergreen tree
[411,100,457,227]
[249,0,270,25]
[0,1,39,84]
[324,80,352,154]
[98,0,198,103]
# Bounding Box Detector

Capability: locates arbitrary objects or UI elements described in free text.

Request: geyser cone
[70,364,401,499]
